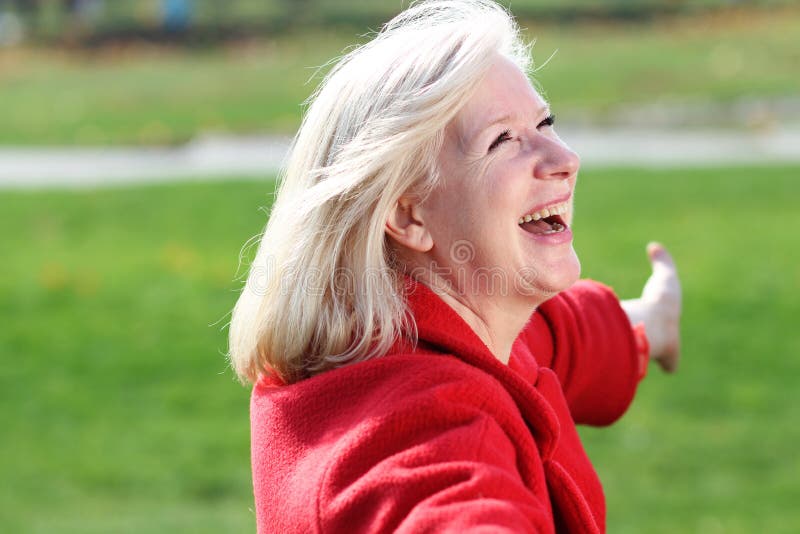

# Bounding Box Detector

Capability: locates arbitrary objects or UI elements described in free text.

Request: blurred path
[1,128,799,189]
[0,135,293,189]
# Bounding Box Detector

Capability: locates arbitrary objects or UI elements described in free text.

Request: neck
[412,270,540,364]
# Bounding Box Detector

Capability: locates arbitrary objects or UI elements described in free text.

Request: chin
[519,249,581,300]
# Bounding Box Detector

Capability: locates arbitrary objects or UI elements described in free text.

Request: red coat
[251,279,644,533]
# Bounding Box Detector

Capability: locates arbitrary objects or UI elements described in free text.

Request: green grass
[1,6,799,145]
[575,166,800,533]
[2,166,799,532]
[530,9,800,116]
[0,181,275,532]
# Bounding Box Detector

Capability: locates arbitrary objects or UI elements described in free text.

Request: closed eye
[487,115,554,153]
[488,129,512,152]
[538,114,555,128]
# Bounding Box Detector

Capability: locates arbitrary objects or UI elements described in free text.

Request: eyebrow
[481,113,514,133]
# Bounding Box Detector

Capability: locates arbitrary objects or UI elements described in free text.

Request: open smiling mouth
[517,201,569,235]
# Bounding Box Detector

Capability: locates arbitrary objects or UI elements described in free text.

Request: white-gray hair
[229,0,531,384]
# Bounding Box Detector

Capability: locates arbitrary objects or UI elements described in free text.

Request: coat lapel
[403,277,561,460]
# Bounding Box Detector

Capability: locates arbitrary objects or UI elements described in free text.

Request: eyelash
[488,130,512,152]
[540,114,556,128]
[488,114,556,152]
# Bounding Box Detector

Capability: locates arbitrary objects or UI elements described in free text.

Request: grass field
[1,6,799,145]
[2,165,799,532]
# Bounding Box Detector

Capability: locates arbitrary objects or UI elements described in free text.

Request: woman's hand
[621,242,682,373]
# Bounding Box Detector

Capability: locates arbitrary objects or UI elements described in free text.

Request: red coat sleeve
[316,366,555,533]
[514,279,642,426]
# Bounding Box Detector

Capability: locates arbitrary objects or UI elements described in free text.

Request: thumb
[647,241,676,277]
[641,242,681,307]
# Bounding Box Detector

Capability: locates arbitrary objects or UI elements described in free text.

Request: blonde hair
[229,0,531,384]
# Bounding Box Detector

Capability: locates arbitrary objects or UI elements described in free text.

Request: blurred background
[1,1,798,532]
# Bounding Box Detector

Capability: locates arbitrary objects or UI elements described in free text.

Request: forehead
[454,56,546,138]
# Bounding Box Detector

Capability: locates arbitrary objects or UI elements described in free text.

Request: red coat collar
[401,277,561,459]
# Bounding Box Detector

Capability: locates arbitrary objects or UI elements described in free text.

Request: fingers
[643,241,682,373]
[647,241,676,276]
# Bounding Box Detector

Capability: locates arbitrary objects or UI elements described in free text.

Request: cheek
[425,192,480,246]
[483,159,529,209]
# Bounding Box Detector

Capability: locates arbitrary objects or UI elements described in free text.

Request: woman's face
[420,55,581,302]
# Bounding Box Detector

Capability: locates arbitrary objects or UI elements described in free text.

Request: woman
[229,1,681,532]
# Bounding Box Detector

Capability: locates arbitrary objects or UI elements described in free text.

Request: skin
[387,55,681,371]
[622,242,682,372]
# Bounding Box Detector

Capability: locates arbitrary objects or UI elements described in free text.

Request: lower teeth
[544,222,565,234]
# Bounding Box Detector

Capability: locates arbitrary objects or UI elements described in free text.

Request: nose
[531,134,580,181]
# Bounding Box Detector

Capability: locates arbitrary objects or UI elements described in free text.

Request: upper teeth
[518,201,569,225]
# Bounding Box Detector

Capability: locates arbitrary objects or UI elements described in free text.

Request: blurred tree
[282,0,312,28]
[0,0,38,42]
[61,0,105,44]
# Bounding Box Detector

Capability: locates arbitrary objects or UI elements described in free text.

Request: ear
[385,195,434,253]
